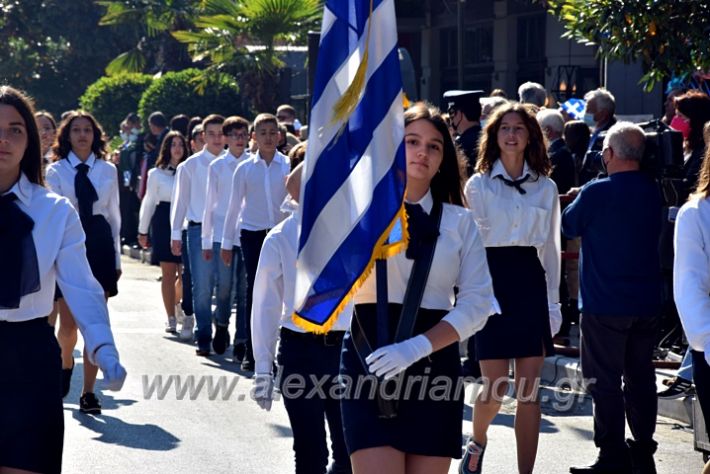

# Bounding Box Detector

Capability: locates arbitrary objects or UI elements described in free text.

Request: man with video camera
[562,122,662,474]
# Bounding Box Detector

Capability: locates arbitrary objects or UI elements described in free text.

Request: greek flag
[293,0,407,332]
[561,98,586,120]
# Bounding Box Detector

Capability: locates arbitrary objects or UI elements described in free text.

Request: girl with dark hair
[45,110,122,415]
[462,102,561,474]
[672,90,710,199]
[340,102,498,473]
[0,85,126,474]
[35,110,57,164]
[138,131,188,332]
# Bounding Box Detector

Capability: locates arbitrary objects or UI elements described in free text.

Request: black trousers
[240,229,269,363]
[692,350,710,436]
[119,185,139,244]
[580,314,659,455]
[278,329,351,474]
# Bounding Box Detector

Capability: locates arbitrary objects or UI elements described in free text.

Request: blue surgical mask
[583,113,596,128]
[480,119,487,130]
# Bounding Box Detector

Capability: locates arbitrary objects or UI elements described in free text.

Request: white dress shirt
[138,167,175,235]
[355,191,500,340]
[0,173,117,357]
[252,204,352,374]
[464,160,562,332]
[221,151,291,248]
[45,152,122,269]
[201,151,249,250]
[674,197,710,354]
[169,146,221,240]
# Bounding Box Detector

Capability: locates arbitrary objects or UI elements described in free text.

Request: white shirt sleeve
[541,184,562,335]
[138,169,159,235]
[221,163,246,249]
[674,203,710,354]
[106,163,122,269]
[170,163,190,241]
[442,211,500,339]
[201,163,218,250]
[45,164,62,195]
[55,202,116,362]
[251,233,285,374]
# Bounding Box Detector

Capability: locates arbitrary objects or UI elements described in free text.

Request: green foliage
[137,69,245,124]
[173,0,320,112]
[0,0,134,116]
[546,0,710,91]
[97,0,199,75]
[79,74,153,137]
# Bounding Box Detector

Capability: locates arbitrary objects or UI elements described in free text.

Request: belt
[188,221,201,227]
[280,327,345,347]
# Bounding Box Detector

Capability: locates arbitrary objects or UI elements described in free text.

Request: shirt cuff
[549,303,562,336]
[221,238,234,249]
[82,324,117,365]
[255,359,274,375]
[171,230,182,241]
[202,238,213,250]
[442,300,499,340]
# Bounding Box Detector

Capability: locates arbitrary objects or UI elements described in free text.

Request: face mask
[479,119,487,130]
[670,115,691,140]
[583,113,596,128]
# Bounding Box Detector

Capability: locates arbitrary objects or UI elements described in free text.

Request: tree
[96,0,199,75]
[80,74,153,136]
[546,0,710,90]
[172,0,321,112]
[0,0,133,115]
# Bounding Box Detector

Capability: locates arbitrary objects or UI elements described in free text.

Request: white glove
[95,345,127,391]
[365,334,433,380]
[252,373,274,411]
[549,305,563,337]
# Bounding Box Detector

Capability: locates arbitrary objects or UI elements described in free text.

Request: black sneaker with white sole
[657,376,694,399]
[79,392,102,415]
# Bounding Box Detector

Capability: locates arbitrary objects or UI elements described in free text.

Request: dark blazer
[548,138,576,195]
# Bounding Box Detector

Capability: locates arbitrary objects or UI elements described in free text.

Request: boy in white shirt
[221,113,290,371]
[170,114,225,356]
[201,116,250,357]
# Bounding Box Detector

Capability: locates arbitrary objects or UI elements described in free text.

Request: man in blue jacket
[563,122,662,474]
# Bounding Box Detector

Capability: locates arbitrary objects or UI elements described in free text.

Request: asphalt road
[59,256,705,473]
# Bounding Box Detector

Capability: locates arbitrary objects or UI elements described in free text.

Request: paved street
[60,256,705,473]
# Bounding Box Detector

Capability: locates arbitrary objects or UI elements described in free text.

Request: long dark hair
[155,131,189,169]
[0,86,43,186]
[52,110,109,160]
[675,90,710,153]
[475,102,551,176]
[404,102,466,206]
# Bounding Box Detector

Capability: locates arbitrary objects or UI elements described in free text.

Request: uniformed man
[443,89,484,177]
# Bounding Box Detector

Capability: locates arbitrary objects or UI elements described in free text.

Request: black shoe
[233,341,246,362]
[212,325,229,355]
[657,376,694,399]
[240,358,254,372]
[570,455,632,473]
[79,392,102,415]
[627,438,657,474]
[61,361,74,398]
[196,348,211,357]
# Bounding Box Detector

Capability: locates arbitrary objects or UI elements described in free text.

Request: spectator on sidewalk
[579,89,617,185]
[563,122,662,474]
[518,81,548,108]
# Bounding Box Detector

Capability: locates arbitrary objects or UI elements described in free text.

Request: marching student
[252,145,353,474]
[138,131,188,333]
[45,110,122,415]
[462,102,561,474]
[0,85,126,474]
[201,116,250,356]
[35,110,57,165]
[170,114,225,356]
[339,103,498,474]
[221,113,290,371]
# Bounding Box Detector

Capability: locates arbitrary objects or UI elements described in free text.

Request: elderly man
[518,81,548,107]
[563,122,661,474]
[537,108,576,194]
[580,88,618,184]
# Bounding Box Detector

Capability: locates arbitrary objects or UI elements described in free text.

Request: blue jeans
[186,225,222,351]
[231,246,248,343]
[211,242,235,330]
[180,230,193,316]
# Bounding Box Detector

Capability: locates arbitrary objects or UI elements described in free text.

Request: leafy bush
[138,69,245,127]
[79,73,153,136]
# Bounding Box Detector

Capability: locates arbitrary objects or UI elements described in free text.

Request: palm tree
[172,0,321,112]
[97,0,200,75]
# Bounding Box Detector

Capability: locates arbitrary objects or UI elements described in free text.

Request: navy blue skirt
[0,317,63,474]
[340,304,464,459]
[150,202,181,264]
[474,246,554,360]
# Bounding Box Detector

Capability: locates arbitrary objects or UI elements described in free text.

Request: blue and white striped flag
[293,0,407,332]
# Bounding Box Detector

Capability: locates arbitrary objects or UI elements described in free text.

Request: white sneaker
[179,315,195,341]
[165,316,178,333]
[175,304,185,324]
